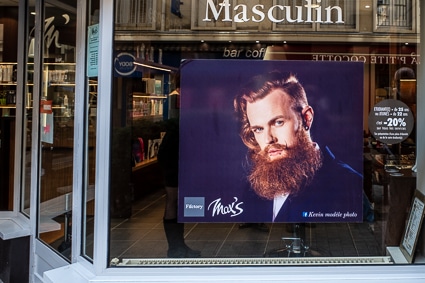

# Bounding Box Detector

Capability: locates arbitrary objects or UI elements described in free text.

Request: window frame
[115,0,157,31]
[45,0,425,282]
[374,0,416,33]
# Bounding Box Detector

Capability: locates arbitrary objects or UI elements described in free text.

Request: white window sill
[0,214,30,240]
[43,262,425,283]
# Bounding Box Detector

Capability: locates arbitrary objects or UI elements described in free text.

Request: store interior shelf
[132,158,157,172]
[133,93,167,99]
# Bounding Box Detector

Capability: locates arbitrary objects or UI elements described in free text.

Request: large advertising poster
[178,60,364,223]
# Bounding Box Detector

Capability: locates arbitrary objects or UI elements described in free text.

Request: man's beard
[247,130,323,200]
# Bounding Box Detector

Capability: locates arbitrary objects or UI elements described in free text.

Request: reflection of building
[1,1,425,283]
[114,1,419,133]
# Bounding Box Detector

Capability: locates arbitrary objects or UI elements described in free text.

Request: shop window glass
[0,6,18,211]
[21,1,36,217]
[36,1,77,261]
[82,0,99,261]
[109,0,422,267]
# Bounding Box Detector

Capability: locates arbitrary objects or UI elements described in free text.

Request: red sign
[40,100,53,114]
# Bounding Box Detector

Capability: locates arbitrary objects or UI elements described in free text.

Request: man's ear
[301,105,314,130]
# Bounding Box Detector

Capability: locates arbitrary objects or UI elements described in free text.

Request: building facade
[1,1,425,282]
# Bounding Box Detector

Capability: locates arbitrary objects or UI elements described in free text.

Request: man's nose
[265,128,276,144]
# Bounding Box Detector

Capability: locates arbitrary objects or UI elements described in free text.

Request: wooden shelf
[132,157,157,171]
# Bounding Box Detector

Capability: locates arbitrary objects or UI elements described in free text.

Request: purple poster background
[178,60,364,223]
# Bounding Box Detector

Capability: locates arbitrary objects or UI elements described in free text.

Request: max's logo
[208,197,244,217]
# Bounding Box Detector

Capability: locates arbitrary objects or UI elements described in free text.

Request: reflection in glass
[82,0,99,261]
[22,3,36,216]
[36,3,77,260]
[0,7,18,211]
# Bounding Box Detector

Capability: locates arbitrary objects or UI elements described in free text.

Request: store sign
[87,24,99,77]
[368,99,414,145]
[40,100,54,144]
[312,53,420,65]
[114,52,136,76]
[264,46,421,65]
[203,0,344,24]
[223,47,266,58]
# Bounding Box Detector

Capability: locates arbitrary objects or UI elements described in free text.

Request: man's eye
[275,120,284,126]
[252,127,263,134]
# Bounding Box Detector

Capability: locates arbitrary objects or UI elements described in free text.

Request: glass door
[35,0,77,260]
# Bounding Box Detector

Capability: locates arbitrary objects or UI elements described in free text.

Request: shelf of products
[0,63,17,118]
[41,63,76,119]
[128,59,177,121]
[130,93,166,118]
[0,63,17,83]
[129,60,176,172]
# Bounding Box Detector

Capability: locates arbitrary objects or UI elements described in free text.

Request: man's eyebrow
[249,115,286,130]
[249,124,262,130]
[268,115,286,124]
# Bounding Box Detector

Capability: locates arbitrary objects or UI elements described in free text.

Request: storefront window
[0,6,19,211]
[20,1,36,217]
[82,0,99,261]
[35,1,77,260]
[108,0,422,267]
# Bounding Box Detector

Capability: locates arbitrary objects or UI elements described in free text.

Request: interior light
[134,62,173,72]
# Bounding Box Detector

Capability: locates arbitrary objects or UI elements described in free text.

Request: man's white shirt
[273,194,289,222]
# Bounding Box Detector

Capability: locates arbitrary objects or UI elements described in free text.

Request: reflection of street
[51,153,73,170]
[40,148,74,203]
[35,147,96,247]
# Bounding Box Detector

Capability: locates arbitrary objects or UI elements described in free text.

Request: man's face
[246,89,302,161]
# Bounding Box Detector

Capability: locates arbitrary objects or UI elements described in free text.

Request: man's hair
[234,71,309,150]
